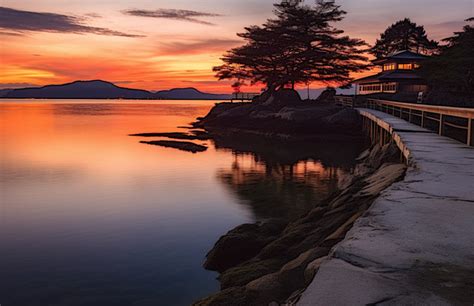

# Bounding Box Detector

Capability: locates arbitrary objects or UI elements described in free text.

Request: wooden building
[354,50,429,95]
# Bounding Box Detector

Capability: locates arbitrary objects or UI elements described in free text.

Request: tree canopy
[371,18,439,58]
[420,18,474,95]
[214,0,369,92]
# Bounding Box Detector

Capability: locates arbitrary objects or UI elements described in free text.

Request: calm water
[0,100,366,306]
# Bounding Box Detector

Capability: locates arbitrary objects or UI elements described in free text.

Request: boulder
[219,258,284,289]
[315,87,337,103]
[245,272,286,302]
[323,108,361,129]
[203,102,243,120]
[304,256,328,283]
[257,89,302,108]
[204,220,286,272]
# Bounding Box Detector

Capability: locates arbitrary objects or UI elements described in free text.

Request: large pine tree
[213,0,368,93]
[371,18,438,58]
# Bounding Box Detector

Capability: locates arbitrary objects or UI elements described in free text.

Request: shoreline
[195,142,406,305]
[185,97,407,305]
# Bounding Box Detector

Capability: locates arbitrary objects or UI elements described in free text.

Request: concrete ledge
[298,109,474,305]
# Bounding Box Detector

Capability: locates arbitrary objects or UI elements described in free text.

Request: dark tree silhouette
[213,0,369,93]
[420,18,474,95]
[371,18,439,58]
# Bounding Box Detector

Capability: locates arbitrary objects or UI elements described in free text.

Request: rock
[216,104,253,119]
[257,89,302,108]
[204,220,286,272]
[304,256,328,284]
[245,272,286,302]
[315,87,337,103]
[140,140,207,153]
[275,105,339,122]
[323,211,364,242]
[365,142,401,169]
[219,258,284,289]
[246,272,282,292]
[195,97,366,138]
[248,109,277,120]
[359,163,406,197]
[193,287,256,306]
[130,131,211,140]
[244,248,330,304]
[323,108,361,129]
[280,248,329,276]
[202,102,243,120]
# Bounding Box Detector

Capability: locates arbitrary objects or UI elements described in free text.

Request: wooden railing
[334,95,354,107]
[231,92,260,102]
[365,99,474,146]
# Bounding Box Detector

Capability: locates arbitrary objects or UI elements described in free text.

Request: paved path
[298,109,474,305]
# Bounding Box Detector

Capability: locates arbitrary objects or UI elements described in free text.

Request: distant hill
[5,80,153,99]
[3,80,231,100]
[154,88,230,100]
[0,89,12,98]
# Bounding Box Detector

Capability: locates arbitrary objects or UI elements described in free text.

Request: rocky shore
[193,89,364,140]
[195,142,406,306]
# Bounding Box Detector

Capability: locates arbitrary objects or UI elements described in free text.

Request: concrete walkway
[298,109,474,305]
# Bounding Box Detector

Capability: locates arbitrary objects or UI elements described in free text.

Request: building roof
[353,70,423,84]
[373,50,430,65]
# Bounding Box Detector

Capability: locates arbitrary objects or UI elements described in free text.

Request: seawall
[298,109,474,305]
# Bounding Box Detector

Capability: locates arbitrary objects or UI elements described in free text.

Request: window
[360,84,383,93]
[383,63,396,71]
[382,83,397,92]
[398,63,413,70]
[414,63,420,69]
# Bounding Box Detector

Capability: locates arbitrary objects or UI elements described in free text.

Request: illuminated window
[383,63,396,71]
[414,63,420,69]
[398,63,412,70]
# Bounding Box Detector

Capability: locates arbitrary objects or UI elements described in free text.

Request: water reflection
[0,100,367,306]
[213,134,368,220]
[0,162,81,185]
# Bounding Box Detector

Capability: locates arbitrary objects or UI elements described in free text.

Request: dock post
[439,114,445,136]
[468,118,473,146]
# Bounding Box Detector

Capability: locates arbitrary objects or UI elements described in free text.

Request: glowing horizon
[1,0,472,93]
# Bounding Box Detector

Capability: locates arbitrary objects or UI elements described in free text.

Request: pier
[299,99,474,305]
[230,92,260,102]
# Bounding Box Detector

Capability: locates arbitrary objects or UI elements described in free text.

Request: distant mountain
[3,80,231,100]
[0,89,12,98]
[5,80,153,99]
[154,87,230,100]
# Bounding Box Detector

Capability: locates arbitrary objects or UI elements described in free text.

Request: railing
[334,95,354,107]
[365,99,474,146]
[231,92,260,102]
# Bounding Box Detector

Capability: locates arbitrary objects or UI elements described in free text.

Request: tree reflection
[213,134,368,221]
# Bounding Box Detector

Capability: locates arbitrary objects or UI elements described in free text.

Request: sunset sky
[1,0,472,93]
